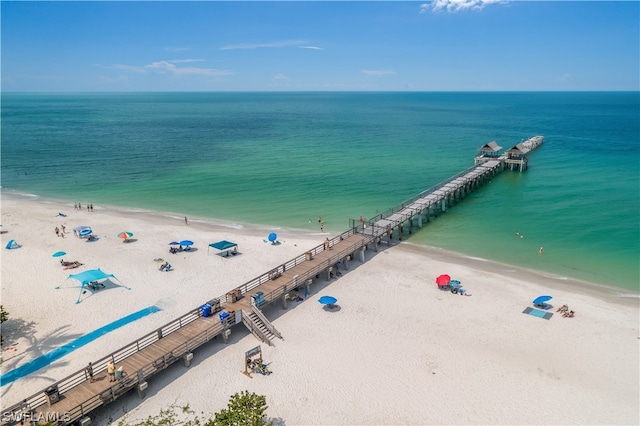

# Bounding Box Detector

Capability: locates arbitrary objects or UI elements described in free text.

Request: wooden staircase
[241,306,283,346]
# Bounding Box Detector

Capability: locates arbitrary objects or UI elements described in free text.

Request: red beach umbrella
[436,274,451,287]
[118,231,133,240]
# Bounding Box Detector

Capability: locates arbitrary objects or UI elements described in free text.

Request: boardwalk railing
[218,226,369,306]
[256,234,371,308]
[1,308,220,425]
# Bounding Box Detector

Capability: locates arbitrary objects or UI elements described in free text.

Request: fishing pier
[2,137,543,425]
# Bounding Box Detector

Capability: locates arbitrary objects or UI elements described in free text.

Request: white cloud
[298,46,324,50]
[145,61,177,73]
[221,40,306,50]
[273,73,289,81]
[361,70,396,76]
[99,75,129,84]
[421,0,506,14]
[103,60,233,78]
[168,59,206,64]
[165,47,192,52]
[105,64,147,73]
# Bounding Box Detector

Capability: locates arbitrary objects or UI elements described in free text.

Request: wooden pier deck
[2,137,542,425]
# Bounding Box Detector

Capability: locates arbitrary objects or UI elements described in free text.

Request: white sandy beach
[1,193,638,425]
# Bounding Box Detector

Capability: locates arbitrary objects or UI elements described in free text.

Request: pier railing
[215,226,369,305]
[1,308,221,425]
[222,228,371,309]
[360,164,479,226]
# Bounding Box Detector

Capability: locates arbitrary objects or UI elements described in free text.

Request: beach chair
[256,363,272,375]
[88,281,105,290]
[250,359,272,376]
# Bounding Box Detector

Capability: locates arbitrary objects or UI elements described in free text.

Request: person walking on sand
[107,360,116,382]
[86,362,94,383]
[55,226,60,237]
[184,216,188,225]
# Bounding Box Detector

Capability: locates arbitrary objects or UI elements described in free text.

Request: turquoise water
[1,92,638,290]
[0,306,161,386]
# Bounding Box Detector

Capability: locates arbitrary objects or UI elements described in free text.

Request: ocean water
[1,92,638,291]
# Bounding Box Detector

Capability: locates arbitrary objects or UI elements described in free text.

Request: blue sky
[2,1,638,92]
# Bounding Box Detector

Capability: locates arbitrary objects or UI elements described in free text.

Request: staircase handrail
[241,310,272,346]
[251,304,282,339]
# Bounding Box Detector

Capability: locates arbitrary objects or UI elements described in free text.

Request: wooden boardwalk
[1,138,542,425]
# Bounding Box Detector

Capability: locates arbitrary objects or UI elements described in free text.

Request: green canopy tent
[208,240,238,258]
[57,268,130,303]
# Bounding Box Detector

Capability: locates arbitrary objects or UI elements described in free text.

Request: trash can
[200,304,212,318]
[219,311,230,324]
[44,385,60,405]
[305,251,313,261]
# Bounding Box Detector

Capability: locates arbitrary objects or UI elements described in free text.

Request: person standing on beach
[184,216,188,225]
[86,362,94,383]
[107,360,116,382]
[55,227,60,237]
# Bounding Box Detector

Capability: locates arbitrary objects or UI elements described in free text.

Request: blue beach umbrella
[533,295,552,306]
[79,229,92,237]
[268,232,277,243]
[179,240,194,246]
[169,241,180,246]
[52,251,67,258]
[318,295,337,306]
[449,280,461,287]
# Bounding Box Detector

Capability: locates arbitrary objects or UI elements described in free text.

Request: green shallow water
[2,92,638,291]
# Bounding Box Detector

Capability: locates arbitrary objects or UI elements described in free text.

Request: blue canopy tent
[208,240,238,257]
[57,268,130,303]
